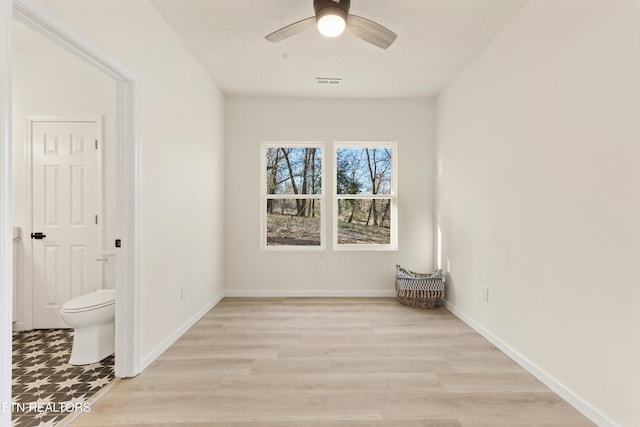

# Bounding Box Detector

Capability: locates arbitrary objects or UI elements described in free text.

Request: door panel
[31,120,101,329]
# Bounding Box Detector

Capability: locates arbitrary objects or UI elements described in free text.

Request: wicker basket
[395,264,445,309]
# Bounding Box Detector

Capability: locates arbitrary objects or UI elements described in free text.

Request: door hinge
[95,139,98,150]
[95,214,98,225]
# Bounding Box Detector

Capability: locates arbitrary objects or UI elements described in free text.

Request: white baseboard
[224,290,396,298]
[442,299,618,427]
[138,291,224,372]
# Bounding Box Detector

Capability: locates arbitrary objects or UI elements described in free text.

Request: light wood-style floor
[68,298,594,426]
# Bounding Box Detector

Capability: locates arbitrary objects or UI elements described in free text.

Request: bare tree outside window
[335,145,396,248]
[263,145,323,248]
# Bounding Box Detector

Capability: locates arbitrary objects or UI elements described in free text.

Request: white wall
[12,42,116,241]
[225,97,434,295]
[436,0,640,425]
[12,38,117,328]
[35,0,226,366]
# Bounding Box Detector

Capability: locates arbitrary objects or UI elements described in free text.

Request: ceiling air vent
[316,77,342,85]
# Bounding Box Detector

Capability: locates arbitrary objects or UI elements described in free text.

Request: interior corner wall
[35,0,226,365]
[435,0,640,425]
[225,97,434,295]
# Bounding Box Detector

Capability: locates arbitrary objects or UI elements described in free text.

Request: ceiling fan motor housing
[314,0,350,22]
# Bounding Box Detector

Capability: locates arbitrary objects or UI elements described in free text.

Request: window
[334,143,397,250]
[262,143,324,249]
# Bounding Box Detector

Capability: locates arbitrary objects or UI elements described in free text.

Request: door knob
[31,232,46,240]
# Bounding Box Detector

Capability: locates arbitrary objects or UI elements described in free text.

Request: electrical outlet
[482,287,489,302]
[180,286,186,301]
[317,262,326,273]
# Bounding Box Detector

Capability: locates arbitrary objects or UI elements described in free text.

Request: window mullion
[267,194,323,200]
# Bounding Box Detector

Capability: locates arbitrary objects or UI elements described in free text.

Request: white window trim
[261,142,326,251]
[333,141,398,251]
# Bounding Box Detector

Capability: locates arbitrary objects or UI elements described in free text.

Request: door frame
[25,116,104,330]
[7,0,141,380]
[1,1,14,425]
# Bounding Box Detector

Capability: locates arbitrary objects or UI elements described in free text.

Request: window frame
[333,142,398,251]
[261,142,326,251]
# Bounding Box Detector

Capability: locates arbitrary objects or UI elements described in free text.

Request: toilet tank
[99,251,116,290]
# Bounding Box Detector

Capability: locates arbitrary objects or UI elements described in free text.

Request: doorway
[5,0,141,380]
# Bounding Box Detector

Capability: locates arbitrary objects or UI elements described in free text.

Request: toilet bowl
[60,289,115,365]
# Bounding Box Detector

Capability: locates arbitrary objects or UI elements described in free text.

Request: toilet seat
[61,289,115,313]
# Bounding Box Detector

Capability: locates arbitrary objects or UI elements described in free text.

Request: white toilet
[60,289,115,365]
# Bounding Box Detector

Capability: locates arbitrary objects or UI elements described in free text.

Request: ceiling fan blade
[265,16,316,43]
[346,14,397,49]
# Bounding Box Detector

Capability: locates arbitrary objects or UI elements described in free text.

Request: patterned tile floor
[12,329,114,427]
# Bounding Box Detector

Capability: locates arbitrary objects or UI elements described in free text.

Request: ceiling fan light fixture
[266,0,396,49]
[316,7,347,38]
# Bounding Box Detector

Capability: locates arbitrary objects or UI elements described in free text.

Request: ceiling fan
[265,0,397,50]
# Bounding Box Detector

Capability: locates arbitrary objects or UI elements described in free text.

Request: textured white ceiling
[150,0,531,98]
[13,1,532,98]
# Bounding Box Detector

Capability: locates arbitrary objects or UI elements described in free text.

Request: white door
[31,119,102,329]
